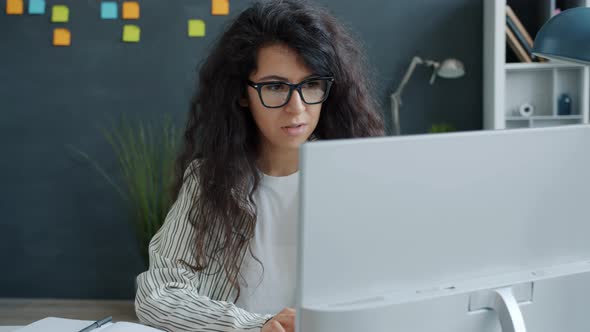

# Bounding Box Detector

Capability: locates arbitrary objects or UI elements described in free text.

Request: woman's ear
[239,97,249,108]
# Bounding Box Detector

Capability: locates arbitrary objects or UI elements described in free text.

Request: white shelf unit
[483,0,590,130]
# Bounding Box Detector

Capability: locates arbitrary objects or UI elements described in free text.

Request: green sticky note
[188,19,205,37]
[51,5,69,22]
[122,24,140,42]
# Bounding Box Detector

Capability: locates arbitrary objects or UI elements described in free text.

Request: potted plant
[428,122,456,134]
[68,115,180,266]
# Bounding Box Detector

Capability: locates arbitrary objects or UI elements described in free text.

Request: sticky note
[122,24,140,42]
[211,0,229,15]
[51,5,69,22]
[6,0,24,15]
[29,0,45,15]
[188,20,206,37]
[100,2,117,19]
[122,1,139,19]
[53,28,71,46]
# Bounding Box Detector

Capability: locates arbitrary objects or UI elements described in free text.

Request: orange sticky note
[6,0,24,15]
[53,28,71,47]
[122,1,140,19]
[211,0,229,15]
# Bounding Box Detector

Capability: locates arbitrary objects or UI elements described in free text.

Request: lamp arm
[427,61,441,84]
[391,94,401,136]
[390,56,424,136]
[392,56,425,102]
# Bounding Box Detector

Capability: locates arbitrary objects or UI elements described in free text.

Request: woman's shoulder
[182,158,203,182]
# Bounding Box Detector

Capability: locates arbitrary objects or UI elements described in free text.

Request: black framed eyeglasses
[247,76,335,108]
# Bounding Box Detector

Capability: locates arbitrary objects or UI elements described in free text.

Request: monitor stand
[492,287,527,332]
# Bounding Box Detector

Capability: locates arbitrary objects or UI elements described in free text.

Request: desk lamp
[532,7,590,65]
[390,56,465,135]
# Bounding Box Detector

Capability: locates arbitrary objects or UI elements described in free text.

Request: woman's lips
[282,124,307,136]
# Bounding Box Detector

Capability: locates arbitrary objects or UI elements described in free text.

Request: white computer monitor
[296,125,590,332]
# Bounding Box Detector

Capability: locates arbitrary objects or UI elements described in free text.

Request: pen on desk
[77,316,113,332]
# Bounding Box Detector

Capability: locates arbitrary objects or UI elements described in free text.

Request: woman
[135,0,384,331]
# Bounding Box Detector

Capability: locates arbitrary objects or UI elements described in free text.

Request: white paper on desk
[14,317,163,332]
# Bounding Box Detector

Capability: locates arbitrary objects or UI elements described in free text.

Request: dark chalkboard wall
[0,0,482,299]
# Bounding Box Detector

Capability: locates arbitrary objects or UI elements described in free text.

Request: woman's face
[244,43,323,152]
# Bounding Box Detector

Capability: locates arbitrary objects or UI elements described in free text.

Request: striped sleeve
[134,164,273,332]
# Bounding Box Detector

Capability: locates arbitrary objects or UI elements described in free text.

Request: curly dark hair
[172,0,384,301]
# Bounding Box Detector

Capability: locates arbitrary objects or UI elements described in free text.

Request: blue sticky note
[101,1,117,19]
[28,0,45,15]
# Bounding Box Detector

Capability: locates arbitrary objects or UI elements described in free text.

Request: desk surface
[0,327,19,332]
[0,298,137,326]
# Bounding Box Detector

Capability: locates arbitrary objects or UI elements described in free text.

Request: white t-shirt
[234,171,299,315]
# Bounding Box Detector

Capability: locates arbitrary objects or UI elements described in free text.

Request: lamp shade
[437,58,465,78]
[532,7,590,65]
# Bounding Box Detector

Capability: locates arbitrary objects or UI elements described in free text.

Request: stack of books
[506,5,546,63]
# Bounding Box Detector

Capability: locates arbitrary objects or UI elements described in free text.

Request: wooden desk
[0,298,137,325]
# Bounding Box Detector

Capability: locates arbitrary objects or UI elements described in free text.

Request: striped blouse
[134,163,274,332]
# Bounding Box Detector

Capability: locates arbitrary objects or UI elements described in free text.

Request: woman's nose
[284,90,305,113]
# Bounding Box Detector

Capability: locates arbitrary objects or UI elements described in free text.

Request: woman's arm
[135,163,272,332]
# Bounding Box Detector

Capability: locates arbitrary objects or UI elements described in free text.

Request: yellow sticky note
[53,28,71,46]
[122,1,140,19]
[6,0,24,15]
[211,0,229,15]
[122,24,140,42]
[188,20,206,37]
[51,5,69,22]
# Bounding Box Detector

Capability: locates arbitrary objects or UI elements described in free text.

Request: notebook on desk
[14,317,163,332]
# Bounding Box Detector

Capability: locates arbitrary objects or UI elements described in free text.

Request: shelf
[505,62,586,71]
[506,117,530,121]
[505,114,583,129]
[506,115,583,121]
[484,0,589,130]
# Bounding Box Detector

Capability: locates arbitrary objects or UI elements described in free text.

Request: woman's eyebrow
[256,74,317,82]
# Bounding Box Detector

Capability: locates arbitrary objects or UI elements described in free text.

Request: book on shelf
[506,23,532,63]
[505,5,547,63]
[506,15,536,60]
